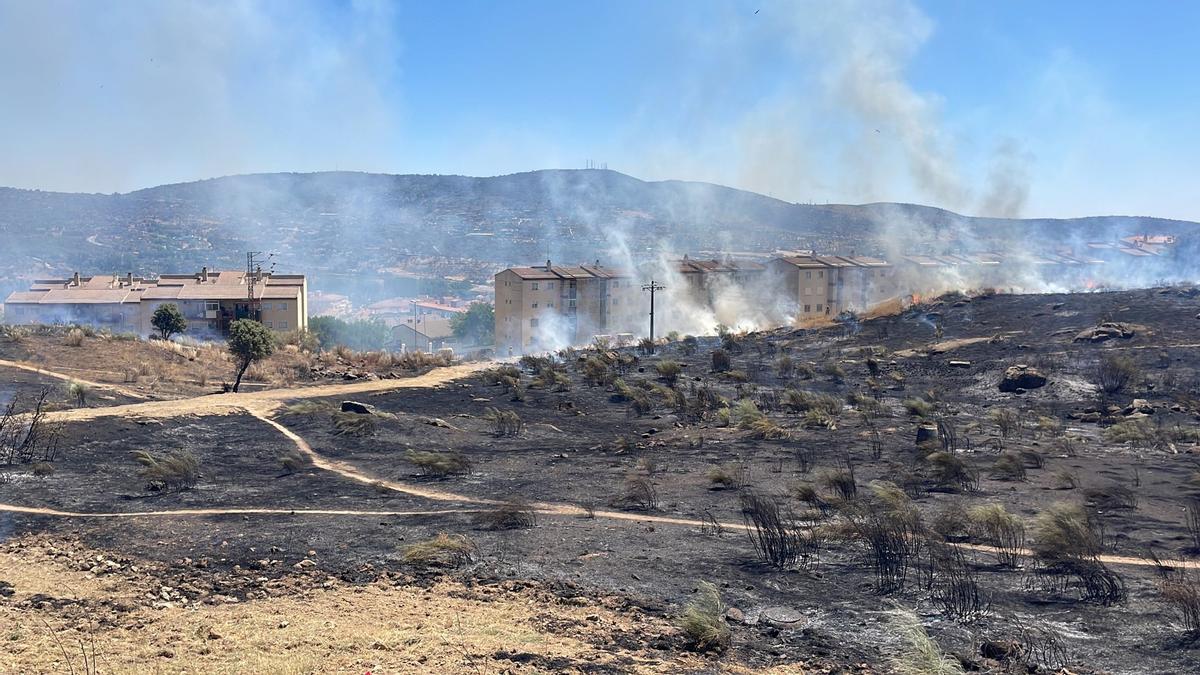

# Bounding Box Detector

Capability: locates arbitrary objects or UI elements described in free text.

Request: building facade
[3,268,308,337]
[769,255,894,318]
[494,261,640,354]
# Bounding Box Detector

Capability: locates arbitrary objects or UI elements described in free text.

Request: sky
[1,0,1198,221]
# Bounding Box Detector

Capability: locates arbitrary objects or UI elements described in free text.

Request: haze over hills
[1,169,1195,297]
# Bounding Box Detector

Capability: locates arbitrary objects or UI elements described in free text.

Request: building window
[279,302,287,310]
[805,271,811,279]
[278,320,288,330]
[531,282,539,290]
[804,304,811,313]
[816,304,822,312]
[532,302,538,308]
[568,299,576,308]
[530,318,539,327]
[547,302,554,308]
[205,301,219,312]
[266,321,274,328]
[613,298,619,305]
[547,281,554,289]
[818,271,824,278]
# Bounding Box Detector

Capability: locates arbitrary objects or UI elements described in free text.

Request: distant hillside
[1,169,1195,294]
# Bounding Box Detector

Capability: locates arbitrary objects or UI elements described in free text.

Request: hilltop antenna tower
[641,279,666,353]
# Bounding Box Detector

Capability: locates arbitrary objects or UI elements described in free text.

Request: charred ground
[4,287,1200,673]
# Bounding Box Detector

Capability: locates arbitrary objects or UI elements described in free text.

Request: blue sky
[1,0,1197,220]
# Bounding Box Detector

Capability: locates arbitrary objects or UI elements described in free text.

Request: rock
[1079,412,1102,423]
[999,365,1047,392]
[724,607,746,624]
[340,401,375,415]
[1074,322,1135,343]
[915,424,939,446]
[0,581,14,597]
[1124,398,1153,415]
[980,640,1020,661]
[761,606,804,626]
[948,360,971,368]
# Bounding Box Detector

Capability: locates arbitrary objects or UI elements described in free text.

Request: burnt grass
[6,287,1200,672]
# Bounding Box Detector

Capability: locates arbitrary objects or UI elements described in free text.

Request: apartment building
[3,268,308,337]
[673,256,766,307]
[769,255,893,318]
[494,260,640,354]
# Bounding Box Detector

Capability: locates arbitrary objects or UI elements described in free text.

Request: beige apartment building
[494,261,641,354]
[770,255,893,318]
[3,268,307,337]
[673,256,766,306]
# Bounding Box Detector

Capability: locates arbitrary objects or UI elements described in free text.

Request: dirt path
[0,503,480,518]
[4,357,1197,572]
[0,358,150,400]
[34,361,490,422]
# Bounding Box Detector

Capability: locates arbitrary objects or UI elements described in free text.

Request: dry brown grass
[0,538,733,674]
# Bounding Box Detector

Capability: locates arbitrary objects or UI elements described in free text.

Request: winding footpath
[2,358,1197,571]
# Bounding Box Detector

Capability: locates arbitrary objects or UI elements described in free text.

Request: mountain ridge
[0,169,1194,295]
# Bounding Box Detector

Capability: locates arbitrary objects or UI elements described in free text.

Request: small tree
[151,303,187,340]
[227,319,275,392]
[450,302,495,346]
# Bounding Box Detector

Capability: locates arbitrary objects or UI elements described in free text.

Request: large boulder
[998,365,1047,392]
[340,400,376,415]
[1073,322,1135,343]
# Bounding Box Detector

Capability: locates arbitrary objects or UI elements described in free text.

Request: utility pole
[246,251,275,322]
[641,279,666,353]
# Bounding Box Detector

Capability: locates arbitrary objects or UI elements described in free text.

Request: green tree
[309,315,391,351]
[450,302,494,346]
[151,303,187,340]
[227,319,275,392]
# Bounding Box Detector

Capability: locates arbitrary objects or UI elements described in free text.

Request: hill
[1,169,1195,294]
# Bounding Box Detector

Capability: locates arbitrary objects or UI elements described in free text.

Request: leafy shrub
[1095,354,1139,394]
[613,475,658,511]
[989,453,1027,481]
[990,408,1021,439]
[818,467,857,501]
[404,450,471,477]
[475,496,537,530]
[1032,502,1101,563]
[924,452,979,492]
[65,380,89,407]
[706,463,748,490]
[279,448,311,473]
[484,407,523,437]
[967,503,1025,567]
[1104,419,1154,447]
[1157,570,1200,634]
[776,355,794,378]
[888,609,965,675]
[678,581,731,653]
[903,398,933,417]
[655,360,683,385]
[1083,483,1138,510]
[133,450,199,491]
[843,481,924,593]
[401,533,476,568]
[929,502,969,541]
[782,389,842,416]
[331,411,377,437]
[824,362,846,382]
[711,349,732,373]
[30,462,55,477]
[63,328,85,347]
